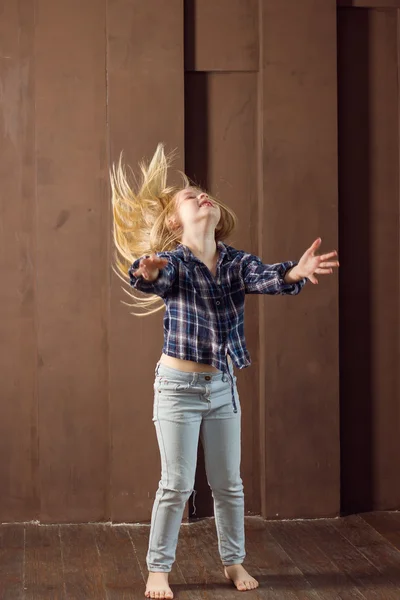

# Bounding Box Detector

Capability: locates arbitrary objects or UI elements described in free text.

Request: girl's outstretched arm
[241,254,307,295]
[241,238,338,295]
[129,253,178,298]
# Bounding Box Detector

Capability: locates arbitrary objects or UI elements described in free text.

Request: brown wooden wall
[0,0,397,525]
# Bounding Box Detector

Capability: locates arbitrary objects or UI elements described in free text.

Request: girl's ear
[166,216,179,231]
[166,193,182,231]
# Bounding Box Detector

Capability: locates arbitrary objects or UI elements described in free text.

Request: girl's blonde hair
[110,143,238,316]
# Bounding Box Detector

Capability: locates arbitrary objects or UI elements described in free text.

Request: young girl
[110,145,339,599]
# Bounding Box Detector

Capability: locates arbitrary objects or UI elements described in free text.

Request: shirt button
[216,301,220,305]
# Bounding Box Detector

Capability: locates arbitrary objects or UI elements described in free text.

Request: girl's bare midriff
[160,352,232,372]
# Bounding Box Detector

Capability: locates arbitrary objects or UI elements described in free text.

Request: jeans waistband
[155,360,234,384]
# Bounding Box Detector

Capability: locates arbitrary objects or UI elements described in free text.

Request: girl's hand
[292,238,339,285]
[132,254,168,281]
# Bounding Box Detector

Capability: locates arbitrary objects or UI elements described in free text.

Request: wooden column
[35,0,109,522]
[107,0,185,521]
[0,0,38,521]
[184,0,261,517]
[259,0,340,518]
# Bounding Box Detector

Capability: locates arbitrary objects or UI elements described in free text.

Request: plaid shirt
[129,241,307,412]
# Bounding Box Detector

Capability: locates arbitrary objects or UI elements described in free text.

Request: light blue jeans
[146,360,246,572]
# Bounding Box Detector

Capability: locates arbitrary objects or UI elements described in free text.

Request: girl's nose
[198,192,208,200]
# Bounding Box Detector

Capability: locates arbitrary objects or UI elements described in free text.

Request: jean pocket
[153,376,191,393]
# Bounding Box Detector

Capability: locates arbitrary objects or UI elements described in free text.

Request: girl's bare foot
[224,564,259,591]
[145,572,173,599]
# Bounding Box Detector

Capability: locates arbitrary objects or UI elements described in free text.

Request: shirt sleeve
[128,252,178,298]
[241,253,308,295]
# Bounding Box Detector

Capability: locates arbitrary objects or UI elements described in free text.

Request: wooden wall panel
[35,0,109,522]
[338,8,400,512]
[184,0,259,72]
[0,0,38,521]
[107,0,185,522]
[260,0,340,518]
[6,0,398,523]
[185,72,260,515]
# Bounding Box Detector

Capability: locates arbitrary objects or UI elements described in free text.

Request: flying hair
[110,143,238,316]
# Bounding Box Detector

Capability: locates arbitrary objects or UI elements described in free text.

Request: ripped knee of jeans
[191,489,197,516]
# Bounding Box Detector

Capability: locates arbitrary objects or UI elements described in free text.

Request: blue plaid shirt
[129,241,307,412]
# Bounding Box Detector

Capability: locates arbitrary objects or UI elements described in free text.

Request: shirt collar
[175,240,228,264]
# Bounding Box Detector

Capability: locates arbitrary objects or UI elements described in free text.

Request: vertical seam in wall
[105,0,112,522]
[397,9,400,476]
[33,0,40,521]
[257,0,267,518]
[334,0,342,516]
[182,0,186,176]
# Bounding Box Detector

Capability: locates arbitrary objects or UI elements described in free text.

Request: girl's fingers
[315,268,333,275]
[132,254,167,279]
[303,239,322,260]
[142,255,168,268]
[319,251,338,261]
[308,238,322,255]
[155,258,168,267]
[141,256,153,267]
[135,268,146,278]
[311,238,322,248]
[133,264,150,277]
[319,261,339,268]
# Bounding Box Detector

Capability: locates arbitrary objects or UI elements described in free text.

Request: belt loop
[155,361,160,376]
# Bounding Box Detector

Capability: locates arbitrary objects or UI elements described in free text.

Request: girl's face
[170,187,221,233]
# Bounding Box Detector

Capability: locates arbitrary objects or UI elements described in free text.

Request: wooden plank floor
[0,512,399,599]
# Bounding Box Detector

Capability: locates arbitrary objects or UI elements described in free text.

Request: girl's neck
[180,237,218,265]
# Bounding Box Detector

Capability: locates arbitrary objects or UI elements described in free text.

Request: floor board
[0,512,399,599]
